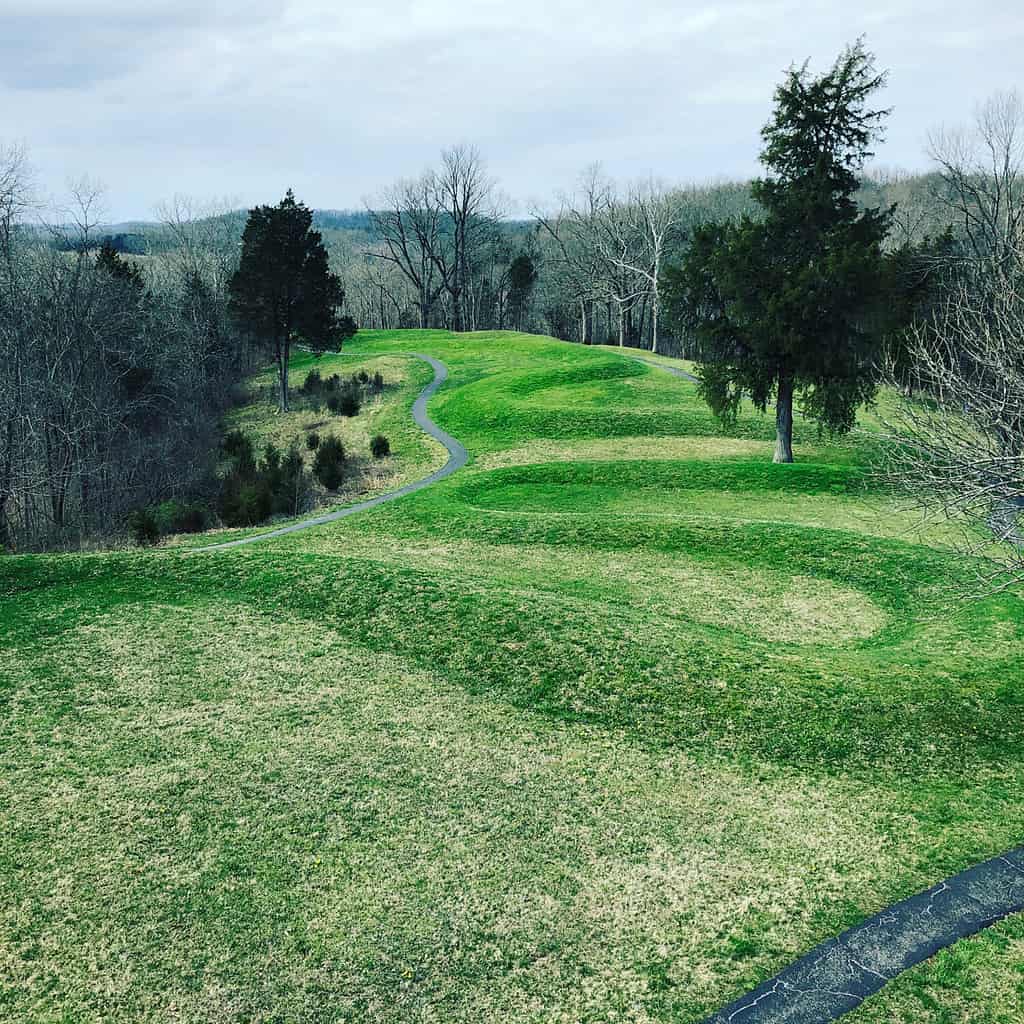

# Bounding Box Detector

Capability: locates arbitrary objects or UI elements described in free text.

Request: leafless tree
[366,145,502,333]
[367,177,445,328]
[611,177,684,354]
[881,260,1024,589]
[929,90,1024,274]
[536,166,636,345]
[155,194,244,299]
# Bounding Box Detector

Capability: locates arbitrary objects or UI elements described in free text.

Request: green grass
[1,329,1022,1022]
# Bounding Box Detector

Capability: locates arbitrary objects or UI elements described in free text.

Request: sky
[2,0,1022,222]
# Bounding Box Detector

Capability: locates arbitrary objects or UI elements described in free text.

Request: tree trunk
[650,284,660,354]
[774,371,794,463]
[277,335,290,412]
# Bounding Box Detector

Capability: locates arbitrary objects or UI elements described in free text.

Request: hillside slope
[2,330,1022,1023]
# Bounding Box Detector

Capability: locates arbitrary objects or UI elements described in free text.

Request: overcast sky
[3,0,1021,221]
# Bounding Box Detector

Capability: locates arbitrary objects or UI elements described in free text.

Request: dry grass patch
[474,436,773,471]
[1,601,936,1023]
[283,533,888,646]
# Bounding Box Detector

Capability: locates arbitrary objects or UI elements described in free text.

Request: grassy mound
[1,329,1021,1022]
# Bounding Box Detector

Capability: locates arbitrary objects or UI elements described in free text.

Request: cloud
[1,0,1020,219]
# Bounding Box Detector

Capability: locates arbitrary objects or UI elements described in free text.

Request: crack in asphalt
[193,353,467,552]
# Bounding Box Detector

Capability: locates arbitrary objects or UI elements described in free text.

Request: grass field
[2,329,1022,1023]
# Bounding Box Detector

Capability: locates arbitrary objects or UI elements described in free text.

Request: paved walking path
[702,846,1024,1023]
[195,354,467,552]
[626,353,701,384]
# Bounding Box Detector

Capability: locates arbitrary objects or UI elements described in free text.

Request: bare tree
[0,142,34,548]
[432,145,501,331]
[881,261,1024,588]
[929,90,1024,273]
[367,177,445,327]
[536,166,637,345]
[367,146,501,332]
[155,195,244,300]
[615,178,684,354]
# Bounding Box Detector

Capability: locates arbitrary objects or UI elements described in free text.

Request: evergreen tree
[662,40,891,461]
[229,190,351,411]
[508,253,537,331]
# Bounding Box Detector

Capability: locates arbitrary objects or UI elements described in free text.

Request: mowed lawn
[2,330,1023,1023]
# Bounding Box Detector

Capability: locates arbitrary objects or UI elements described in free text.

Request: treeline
[32,164,961,361]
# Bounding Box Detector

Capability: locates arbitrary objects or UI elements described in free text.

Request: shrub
[301,368,322,394]
[372,371,384,392]
[337,387,361,417]
[223,429,256,479]
[370,434,391,458]
[326,393,341,414]
[153,500,208,535]
[217,477,272,527]
[223,429,252,461]
[261,442,283,491]
[127,508,160,546]
[313,436,346,489]
[274,445,309,516]
[356,369,370,385]
[306,432,321,450]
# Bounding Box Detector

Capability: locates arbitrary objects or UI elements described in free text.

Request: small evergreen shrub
[153,500,208,535]
[337,387,361,417]
[274,445,309,515]
[372,371,384,392]
[301,369,322,394]
[128,508,160,546]
[356,369,370,385]
[306,432,321,450]
[313,437,346,489]
[370,434,391,459]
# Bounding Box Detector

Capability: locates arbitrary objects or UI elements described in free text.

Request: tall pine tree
[663,40,891,461]
[229,191,351,411]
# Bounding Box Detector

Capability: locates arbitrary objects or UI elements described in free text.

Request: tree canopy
[662,40,892,461]
[229,190,351,411]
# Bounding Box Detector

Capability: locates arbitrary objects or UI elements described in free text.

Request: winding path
[625,353,701,384]
[195,354,467,552]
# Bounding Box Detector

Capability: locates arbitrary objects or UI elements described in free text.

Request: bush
[218,480,272,527]
[337,387,361,417]
[301,369,322,394]
[153,500,208,535]
[370,434,391,459]
[372,371,384,392]
[223,429,252,461]
[313,437,346,489]
[127,508,160,546]
[306,432,321,450]
[327,383,361,416]
[223,429,256,479]
[274,445,309,516]
[356,369,370,385]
